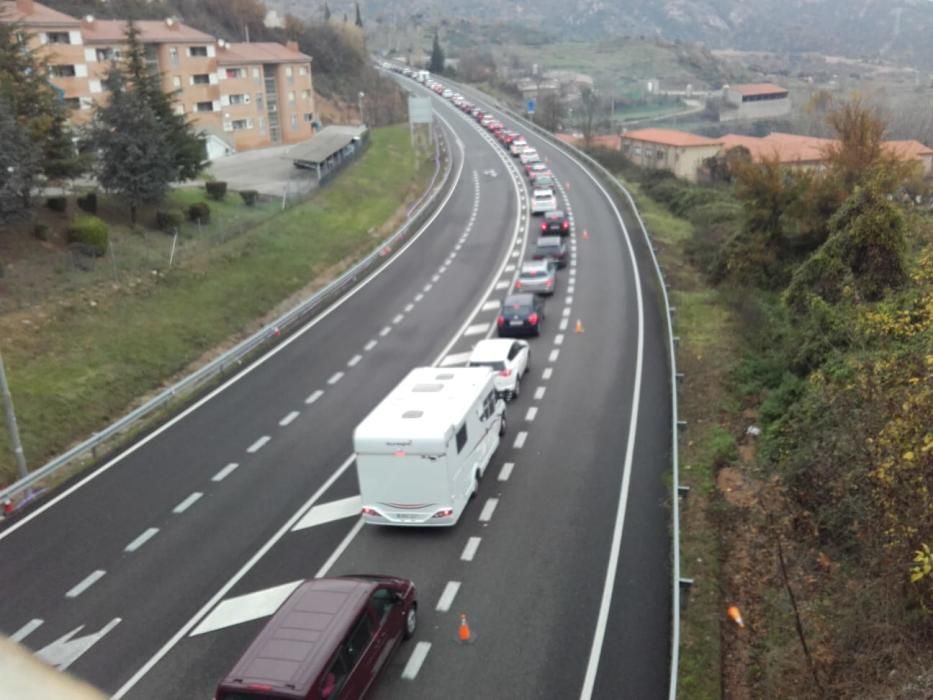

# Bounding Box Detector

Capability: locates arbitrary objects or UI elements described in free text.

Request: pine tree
[324,1,331,21]
[91,68,175,224]
[121,20,205,182]
[355,2,363,28]
[429,31,445,74]
[0,96,40,222]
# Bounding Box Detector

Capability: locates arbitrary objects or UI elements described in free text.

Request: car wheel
[511,377,521,400]
[404,604,417,640]
[499,411,507,436]
[470,475,479,499]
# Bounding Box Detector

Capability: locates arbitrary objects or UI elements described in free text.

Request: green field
[0,125,430,485]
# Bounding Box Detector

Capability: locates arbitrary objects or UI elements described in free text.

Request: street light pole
[0,351,28,482]
[358,91,365,126]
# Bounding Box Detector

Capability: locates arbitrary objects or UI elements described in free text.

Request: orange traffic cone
[458,613,472,642]
[575,319,584,334]
[727,605,745,628]
[582,229,589,240]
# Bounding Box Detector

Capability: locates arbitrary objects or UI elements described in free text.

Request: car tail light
[562,221,570,229]
[515,279,522,289]
[540,222,547,231]
[432,508,454,518]
[362,507,379,516]
[497,315,505,327]
[498,369,513,377]
[528,312,539,325]
[545,278,553,288]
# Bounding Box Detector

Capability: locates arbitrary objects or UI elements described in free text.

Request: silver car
[515,260,557,296]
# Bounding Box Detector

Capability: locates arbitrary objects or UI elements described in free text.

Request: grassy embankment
[0,125,431,485]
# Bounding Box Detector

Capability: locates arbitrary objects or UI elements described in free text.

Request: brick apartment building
[0,0,317,157]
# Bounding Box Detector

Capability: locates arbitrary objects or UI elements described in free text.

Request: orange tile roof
[728,83,788,97]
[218,42,311,65]
[80,18,214,44]
[721,132,834,164]
[882,139,933,159]
[0,0,79,26]
[623,128,722,148]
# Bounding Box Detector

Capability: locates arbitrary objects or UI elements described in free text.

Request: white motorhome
[416,70,430,83]
[354,367,506,527]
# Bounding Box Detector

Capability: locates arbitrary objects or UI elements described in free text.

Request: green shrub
[205,181,227,201]
[46,196,67,212]
[76,191,97,214]
[706,426,738,470]
[239,189,259,206]
[66,215,108,256]
[156,209,184,232]
[33,223,50,241]
[187,201,211,223]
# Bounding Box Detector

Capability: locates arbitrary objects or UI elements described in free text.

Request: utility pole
[0,351,28,482]
[358,91,365,125]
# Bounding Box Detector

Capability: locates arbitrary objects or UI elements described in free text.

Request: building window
[302,89,311,99]
[228,94,246,105]
[304,113,315,123]
[195,101,214,112]
[172,76,182,89]
[287,91,296,104]
[290,114,297,128]
[170,47,179,66]
[285,66,293,77]
[188,46,208,57]
[231,118,252,130]
[256,93,264,109]
[50,65,76,78]
[64,97,81,110]
[225,67,244,79]
[299,66,307,76]
[258,117,265,133]
[192,74,210,85]
[95,47,119,62]
[46,32,71,45]
[252,67,261,80]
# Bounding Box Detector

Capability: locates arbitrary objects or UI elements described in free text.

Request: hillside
[268,0,933,69]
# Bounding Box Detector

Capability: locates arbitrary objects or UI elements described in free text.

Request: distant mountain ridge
[268,0,933,69]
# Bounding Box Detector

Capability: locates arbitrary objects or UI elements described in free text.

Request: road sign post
[527,98,537,115]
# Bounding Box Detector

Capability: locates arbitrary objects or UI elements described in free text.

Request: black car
[497,293,545,337]
[540,209,571,236]
[533,236,569,268]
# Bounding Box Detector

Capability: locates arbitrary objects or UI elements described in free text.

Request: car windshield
[521,269,546,278]
[468,360,506,371]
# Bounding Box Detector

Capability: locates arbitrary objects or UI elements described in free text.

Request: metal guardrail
[1,124,456,508]
[455,86,684,699]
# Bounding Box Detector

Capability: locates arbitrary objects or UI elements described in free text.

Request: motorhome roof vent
[435,373,455,380]
[412,383,443,392]
[402,410,424,419]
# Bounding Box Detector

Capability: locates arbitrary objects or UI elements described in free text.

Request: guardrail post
[679,578,694,611]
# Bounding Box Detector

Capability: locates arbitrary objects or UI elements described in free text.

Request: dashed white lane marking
[279,411,300,426]
[11,618,43,643]
[439,266,447,274]
[481,300,500,312]
[305,389,324,405]
[293,495,363,531]
[404,303,415,313]
[514,431,528,449]
[543,367,554,380]
[454,244,462,251]
[393,313,405,324]
[534,386,546,400]
[174,492,203,514]
[568,285,576,294]
[415,293,424,302]
[498,462,515,481]
[560,318,569,331]
[563,307,572,317]
[479,498,499,522]
[424,283,433,292]
[510,250,519,258]
[464,322,490,337]
[432,274,441,283]
[516,237,523,245]
[347,355,362,368]
[125,527,159,553]
[549,349,560,362]
[364,339,378,352]
[191,580,303,636]
[495,280,510,290]
[401,641,432,680]
[505,264,516,273]
[567,296,574,305]
[66,570,106,599]
[525,407,538,421]
[436,581,461,612]
[440,351,472,367]
[328,372,344,385]
[461,537,482,561]
[555,333,565,346]
[212,462,239,482]
[380,326,392,337]
[247,436,270,453]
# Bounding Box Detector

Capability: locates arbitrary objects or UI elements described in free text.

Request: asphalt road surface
[0,80,672,700]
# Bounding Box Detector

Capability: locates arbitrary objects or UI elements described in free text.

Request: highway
[0,80,672,700]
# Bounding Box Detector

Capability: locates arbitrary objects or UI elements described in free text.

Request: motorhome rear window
[412,383,443,392]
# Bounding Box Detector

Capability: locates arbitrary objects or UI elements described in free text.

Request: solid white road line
[212,462,239,482]
[440,351,472,367]
[66,570,106,599]
[401,641,432,680]
[327,372,344,385]
[555,333,565,346]
[481,300,500,312]
[478,498,499,522]
[549,349,560,362]
[393,313,405,324]
[279,411,300,427]
[305,389,324,405]
[534,386,546,400]
[124,527,159,553]
[380,325,392,337]
[560,319,569,331]
[498,462,515,481]
[461,537,482,561]
[435,581,461,612]
[542,367,553,380]
[173,492,203,514]
[191,580,303,636]
[513,431,528,449]
[464,322,490,337]
[247,436,270,453]
[11,618,43,643]
[292,495,362,531]
[525,407,538,422]
[347,354,362,368]
[364,339,378,351]
[315,518,365,578]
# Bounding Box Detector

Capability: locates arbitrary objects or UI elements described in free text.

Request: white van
[416,70,430,83]
[354,368,507,527]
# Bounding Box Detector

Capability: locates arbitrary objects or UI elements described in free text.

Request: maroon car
[216,575,417,700]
